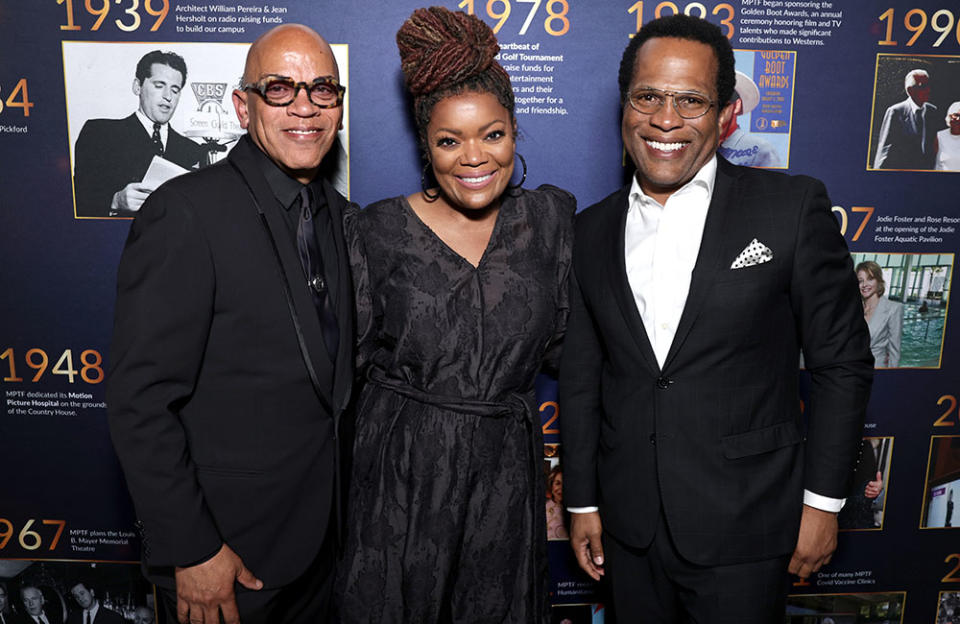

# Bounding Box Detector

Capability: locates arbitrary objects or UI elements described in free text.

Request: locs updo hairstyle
[396,6,516,151]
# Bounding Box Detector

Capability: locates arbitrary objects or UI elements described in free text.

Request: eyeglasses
[627,87,715,119]
[242,75,345,108]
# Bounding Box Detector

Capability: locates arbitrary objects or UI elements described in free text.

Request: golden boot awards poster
[1,1,958,622]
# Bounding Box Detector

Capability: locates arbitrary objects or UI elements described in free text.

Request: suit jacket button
[656,377,672,389]
[649,433,656,445]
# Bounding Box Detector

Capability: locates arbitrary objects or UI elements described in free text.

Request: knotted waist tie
[366,365,547,618]
[368,365,533,422]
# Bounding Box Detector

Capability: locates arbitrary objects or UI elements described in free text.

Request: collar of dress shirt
[624,155,717,370]
[134,109,169,148]
[246,135,325,215]
[907,97,924,113]
[628,154,717,210]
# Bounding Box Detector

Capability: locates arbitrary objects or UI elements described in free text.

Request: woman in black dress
[337,7,575,622]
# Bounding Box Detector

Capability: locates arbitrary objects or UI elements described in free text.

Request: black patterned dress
[337,186,575,623]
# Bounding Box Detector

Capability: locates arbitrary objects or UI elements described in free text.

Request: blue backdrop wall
[1,2,958,622]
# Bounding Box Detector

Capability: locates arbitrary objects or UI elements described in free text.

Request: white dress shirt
[135,109,169,150]
[84,601,100,624]
[625,157,715,367]
[569,156,843,514]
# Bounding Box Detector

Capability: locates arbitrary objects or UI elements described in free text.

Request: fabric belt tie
[367,366,532,423]
[365,365,547,618]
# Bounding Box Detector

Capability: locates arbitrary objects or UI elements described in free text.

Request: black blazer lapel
[606,186,661,376]
[228,140,336,411]
[123,112,147,136]
[662,157,743,371]
[320,179,355,415]
[122,113,157,161]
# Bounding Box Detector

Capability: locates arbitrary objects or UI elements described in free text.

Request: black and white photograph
[63,40,350,218]
[0,560,155,624]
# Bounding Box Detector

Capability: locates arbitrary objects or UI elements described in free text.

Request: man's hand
[111,182,155,214]
[175,543,262,624]
[864,472,883,499]
[789,504,838,579]
[570,511,605,581]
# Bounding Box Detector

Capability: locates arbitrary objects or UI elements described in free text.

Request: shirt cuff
[572,495,844,514]
[804,490,845,513]
[180,543,223,568]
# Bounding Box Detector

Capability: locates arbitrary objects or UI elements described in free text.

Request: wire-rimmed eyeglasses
[627,87,715,119]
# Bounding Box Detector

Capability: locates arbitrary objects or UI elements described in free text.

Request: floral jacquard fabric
[336,186,575,624]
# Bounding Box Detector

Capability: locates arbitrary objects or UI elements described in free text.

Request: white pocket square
[730,238,773,269]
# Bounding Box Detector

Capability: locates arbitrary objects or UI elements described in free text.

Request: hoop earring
[421,163,439,201]
[508,152,527,189]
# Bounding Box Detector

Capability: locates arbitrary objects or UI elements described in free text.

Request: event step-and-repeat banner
[1,2,958,622]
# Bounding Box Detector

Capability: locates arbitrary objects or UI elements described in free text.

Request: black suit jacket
[560,157,873,566]
[66,606,125,624]
[20,612,64,624]
[873,98,939,170]
[107,136,355,588]
[6,613,43,624]
[74,113,205,217]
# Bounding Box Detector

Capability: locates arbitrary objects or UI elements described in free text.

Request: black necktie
[296,186,339,359]
[152,122,164,157]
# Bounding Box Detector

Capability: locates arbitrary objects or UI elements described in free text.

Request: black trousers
[603,511,791,624]
[158,533,335,624]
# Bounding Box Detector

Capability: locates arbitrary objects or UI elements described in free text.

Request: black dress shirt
[249,143,340,378]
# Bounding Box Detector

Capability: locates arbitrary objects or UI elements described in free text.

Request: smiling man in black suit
[559,15,873,623]
[108,24,354,624]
